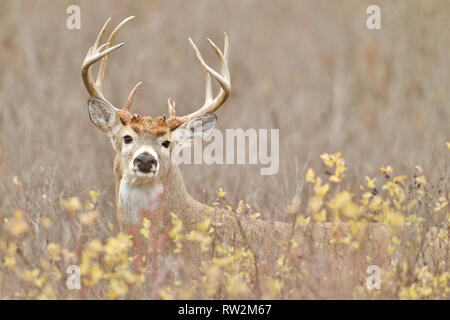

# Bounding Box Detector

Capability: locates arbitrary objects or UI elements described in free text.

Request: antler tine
[166,33,231,129]
[188,38,213,106]
[205,34,230,104]
[167,98,176,118]
[94,18,111,49]
[82,16,139,111]
[189,37,230,105]
[97,16,135,88]
[82,42,124,99]
[124,81,143,111]
[82,17,113,99]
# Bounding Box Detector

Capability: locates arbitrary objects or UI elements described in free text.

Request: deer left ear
[171,114,217,152]
[88,98,123,137]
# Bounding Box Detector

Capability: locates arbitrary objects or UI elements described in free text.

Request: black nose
[133,153,157,173]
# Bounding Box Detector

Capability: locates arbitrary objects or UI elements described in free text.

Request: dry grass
[0,0,448,299]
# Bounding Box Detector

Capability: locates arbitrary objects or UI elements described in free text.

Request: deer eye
[123,135,133,144]
[161,140,170,148]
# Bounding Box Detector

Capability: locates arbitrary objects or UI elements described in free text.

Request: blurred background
[0,0,449,219]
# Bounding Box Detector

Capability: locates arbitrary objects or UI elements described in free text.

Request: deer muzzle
[133,152,157,174]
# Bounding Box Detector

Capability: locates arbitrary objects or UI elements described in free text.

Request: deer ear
[88,98,123,136]
[171,114,217,152]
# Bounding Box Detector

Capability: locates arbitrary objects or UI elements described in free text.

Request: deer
[81,17,395,275]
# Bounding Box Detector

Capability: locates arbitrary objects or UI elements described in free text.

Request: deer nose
[133,153,157,173]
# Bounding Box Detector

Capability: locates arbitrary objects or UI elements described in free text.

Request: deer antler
[166,32,231,129]
[81,16,141,111]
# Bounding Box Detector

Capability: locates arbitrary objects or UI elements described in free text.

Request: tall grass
[0,0,448,299]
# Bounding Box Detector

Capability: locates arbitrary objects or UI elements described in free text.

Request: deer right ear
[88,98,123,137]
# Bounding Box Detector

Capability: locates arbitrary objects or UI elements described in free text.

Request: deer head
[81,17,230,191]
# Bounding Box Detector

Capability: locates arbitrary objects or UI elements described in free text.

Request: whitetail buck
[82,17,393,273]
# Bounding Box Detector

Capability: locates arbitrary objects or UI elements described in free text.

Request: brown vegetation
[0,0,448,299]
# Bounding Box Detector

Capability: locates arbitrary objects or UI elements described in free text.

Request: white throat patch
[118,180,164,225]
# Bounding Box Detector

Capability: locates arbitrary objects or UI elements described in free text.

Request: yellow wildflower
[305,168,315,183]
[6,210,29,236]
[79,210,100,226]
[415,176,426,187]
[313,208,327,223]
[217,188,226,199]
[89,190,100,203]
[12,176,20,186]
[380,166,393,175]
[46,243,62,261]
[3,256,16,270]
[365,176,377,189]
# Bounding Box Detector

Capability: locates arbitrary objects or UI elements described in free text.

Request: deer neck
[116,163,204,229]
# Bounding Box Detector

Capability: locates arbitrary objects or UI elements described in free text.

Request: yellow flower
[383,209,405,232]
[415,176,426,187]
[365,176,377,189]
[169,213,183,238]
[330,163,347,183]
[12,176,20,186]
[89,190,100,203]
[186,231,211,252]
[6,210,29,236]
[320,153,334,167]
[141,218,150,229]
[380,166,393,175]
[309,195,323,214]
[3,256,16,270]
[392,236,401,245]
[159,287,175,300]
[7,243,18,255]
[313,177,329,197]
[103,233,132,265]
[107,279,129,299]
[140,228,149,239]
[295,214,310,227]
[47,243,62,261]
[328,190,353,213]
[393,175,408,185]
[90,264,104,285]
[61,197,81,213]
[217,188,227,199]
[87,239,103,255]
[313,208,327,223]
[236,200,244,214]
[305,168,315,183]
[447,142,450,150]
[197,218,211,233]
[22,269,40,284]
[434,197,448,212]
[41,217,52,228]
[85,202,95,210]
[79,210,100,226]
[250,212,261,219]
[140,217,151,238]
